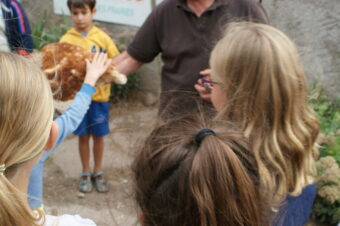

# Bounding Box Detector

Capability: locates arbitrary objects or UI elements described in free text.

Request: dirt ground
[43,98,158,226]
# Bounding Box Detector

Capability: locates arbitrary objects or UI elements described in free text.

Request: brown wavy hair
[210,22,319,203]
[133,114,270,226]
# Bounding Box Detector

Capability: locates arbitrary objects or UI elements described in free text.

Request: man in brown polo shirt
[113,0,269,117]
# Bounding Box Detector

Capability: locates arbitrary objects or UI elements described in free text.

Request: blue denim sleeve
[28,83,95,209]
[53,83,95,149]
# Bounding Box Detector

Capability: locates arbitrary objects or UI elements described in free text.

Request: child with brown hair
[132,115,270,226]
[196,22,320,225]
[60,0,120,193]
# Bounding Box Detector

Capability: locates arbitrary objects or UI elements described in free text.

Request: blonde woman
[196,22,319,225]
[0,52,109,226]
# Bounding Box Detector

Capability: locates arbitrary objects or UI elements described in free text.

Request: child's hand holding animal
[84,52,112,86]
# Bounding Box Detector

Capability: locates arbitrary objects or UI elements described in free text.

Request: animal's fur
[36,42,127,101]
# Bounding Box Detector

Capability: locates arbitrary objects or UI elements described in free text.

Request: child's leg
[74,104,91,173]
[79,134,91,172]
[92,136,108,193]
[90,101,110,192]
[78,134,93,192]
[93,135,104,173]
[92,136,108,192]
[73,102,92,192]
[91,101,109,173]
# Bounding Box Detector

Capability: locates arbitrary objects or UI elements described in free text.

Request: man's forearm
[112,51,143,76]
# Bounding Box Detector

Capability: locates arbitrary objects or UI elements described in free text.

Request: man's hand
[194,69,212,102]
[84,52,112,86]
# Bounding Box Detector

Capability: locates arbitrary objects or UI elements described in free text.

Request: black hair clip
[195,128,216,147]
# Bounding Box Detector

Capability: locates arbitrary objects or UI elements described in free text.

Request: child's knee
[79,134,90,142]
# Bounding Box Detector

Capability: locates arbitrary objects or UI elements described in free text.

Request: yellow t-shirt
[60,26,119,102]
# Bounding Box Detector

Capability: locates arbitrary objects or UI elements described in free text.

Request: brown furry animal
[38,42,127,101]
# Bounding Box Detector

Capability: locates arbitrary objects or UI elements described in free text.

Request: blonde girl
[0,52,108,226]
[206,22,319,225]
[0,52,54,226]
[133,115,270,226]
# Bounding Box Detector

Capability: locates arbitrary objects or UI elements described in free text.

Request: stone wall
[21,0,339,98]
[262,0,339,98]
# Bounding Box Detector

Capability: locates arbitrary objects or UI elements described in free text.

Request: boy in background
[60,0,119,193]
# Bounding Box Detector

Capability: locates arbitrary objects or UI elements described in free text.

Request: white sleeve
[44,214,96,226]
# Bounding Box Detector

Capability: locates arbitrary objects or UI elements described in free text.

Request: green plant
[309,84,340,225]
[309,85,340,165]
[311,156,340,225]
[110,32,139,102]
[31,11,70,50]
[110,71,139,102]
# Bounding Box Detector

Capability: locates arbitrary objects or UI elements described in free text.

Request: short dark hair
[67,0,96,10]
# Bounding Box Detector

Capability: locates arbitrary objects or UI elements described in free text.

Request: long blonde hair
[0,52,54,226]
[210,22,319,203]
[133,114,270,226]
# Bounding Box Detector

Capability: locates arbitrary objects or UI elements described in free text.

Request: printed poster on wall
[53,0,152,27]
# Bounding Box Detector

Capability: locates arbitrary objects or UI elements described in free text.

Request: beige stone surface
[43,101,157,226]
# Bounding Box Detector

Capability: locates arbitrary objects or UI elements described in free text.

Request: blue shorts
[74,101,110,137]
